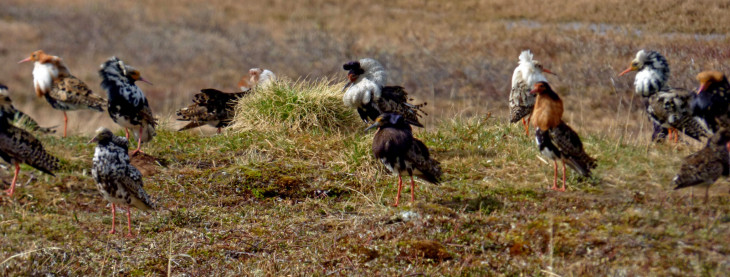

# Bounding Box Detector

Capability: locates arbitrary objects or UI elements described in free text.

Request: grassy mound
[230,78,362,134]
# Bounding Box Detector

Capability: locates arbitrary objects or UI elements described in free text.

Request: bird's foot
[558,187,566,192]
[549,185,559,191]
[125,232,135,238]
[130,149,144,156]
[392,203,399,207]
[108,229,116,235]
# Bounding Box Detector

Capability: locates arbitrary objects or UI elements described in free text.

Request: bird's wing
[550,122,596,177]
[117,164,154,211]
[51,76,107,111]
[376,86,427,127]
[407,138,442,184]
[657,89,709,140]
[509,74,534,123]
[0,124,58,175]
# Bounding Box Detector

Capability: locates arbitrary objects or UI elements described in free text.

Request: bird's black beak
[342,81,353,92]
[365,121,381,132]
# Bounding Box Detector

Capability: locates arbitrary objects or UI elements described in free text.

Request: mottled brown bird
[673,128,730,203]
[91,127,155,237]
[366,113,442,206]
[176,88,250,133]
[18,50,107,137]
[531,82,596,191]
[0,93,58,197]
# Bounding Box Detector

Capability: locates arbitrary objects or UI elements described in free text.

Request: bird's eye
[631,62,638,67]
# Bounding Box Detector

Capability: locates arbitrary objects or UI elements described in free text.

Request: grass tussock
[231,78,361,134]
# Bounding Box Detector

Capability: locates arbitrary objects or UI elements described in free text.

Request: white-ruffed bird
[509,50,555,136]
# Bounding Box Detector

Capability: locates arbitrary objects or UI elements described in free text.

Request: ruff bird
[0,84,56,134]
[618,50,708,142]
[238,68,277,91]
[18,50,107,137]
[509,50,555,135]
[176,88,250,133]
[98,57,156,155]
[691,71,730,133]
[0,93,58,197]
[91,127,155,237]
[673,128,730,203]
[342,58,427,127]
[366,113,442,206]
[531,82,596,191]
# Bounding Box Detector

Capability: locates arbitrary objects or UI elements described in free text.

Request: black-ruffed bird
[342,58,427,127]
[509,50,555,136]
[366,113,442,206]
[176,88,250,133]
[0,84,56,134]
[531,82,596,191]
[618,50,709,142]
[18,50,107,137]
[0,93,58,197]
[90,127,155,237]
[98,57,156,155]
[673,128,730,203]
[691,71,730,133]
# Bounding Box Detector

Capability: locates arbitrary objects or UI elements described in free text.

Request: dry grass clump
[230,78,361,133]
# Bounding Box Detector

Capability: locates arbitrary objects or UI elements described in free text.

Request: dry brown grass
[1,0,730,275]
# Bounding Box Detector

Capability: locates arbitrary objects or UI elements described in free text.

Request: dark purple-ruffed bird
[366,113,441,206]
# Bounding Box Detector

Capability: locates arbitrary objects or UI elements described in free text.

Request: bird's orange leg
[130,127,144,156]
[62,111,68,138]
[217,128,222,134]
[410,175,416,202]
[124,128,130,140]
[125,206,134,238]
[526,116,532,136]
[673,128,679,143]
[560,160,567,192]
[109,203,116,234]
[3,163,20,197]
[393,175,404,207]
[550,161,558,190]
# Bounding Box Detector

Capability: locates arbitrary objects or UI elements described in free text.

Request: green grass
[1,79,729,275]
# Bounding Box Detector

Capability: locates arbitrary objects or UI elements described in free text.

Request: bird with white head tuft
[509,50,555,136]
[342,58,427,127]
[619,50,709,142]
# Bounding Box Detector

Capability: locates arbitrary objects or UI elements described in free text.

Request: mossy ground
[1,81,729,276]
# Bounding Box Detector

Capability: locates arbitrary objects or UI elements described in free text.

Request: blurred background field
[2,0,730,139]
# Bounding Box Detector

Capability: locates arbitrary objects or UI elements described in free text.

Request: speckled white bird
[618,50,709,142]
[91,127,155,237]
[18,50,107,137]
[342,58,426,127]
[509,50,555,136]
